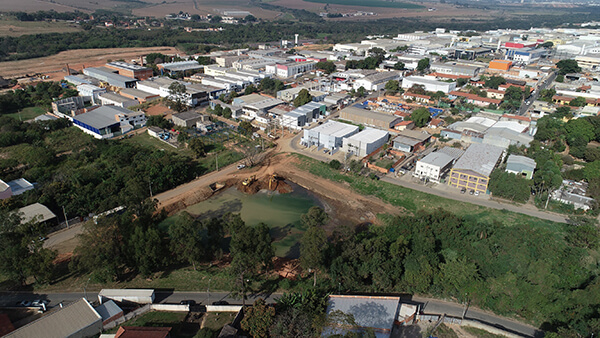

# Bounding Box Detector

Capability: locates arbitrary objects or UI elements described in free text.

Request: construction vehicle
[269,173,280,190]
[242,175,256,186]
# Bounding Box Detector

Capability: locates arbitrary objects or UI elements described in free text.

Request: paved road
[519,71,556,115]
[0,291,542,337]
[43,223,85,249]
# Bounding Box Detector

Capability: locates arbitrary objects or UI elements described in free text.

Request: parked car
[31,300,49,308]
[180,300,196,306]
[469,190,474,195]
[474,191,480,196]
[460,187,466,194]
[17,300,31,307]
[237,164,246,170]
[212,300,229,305]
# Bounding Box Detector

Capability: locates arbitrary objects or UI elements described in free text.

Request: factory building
[72,106,146,139]
[341,128,389,157]
[119,88,160,103]
[97,92,139,109]
[83,67,138,88]
[77,84,106,104]
[401,76,457,94]
[339,106,402,130]
[302,121,359,150]
[136,78,208,106]
[105,61,153,80]
[157,60,204,74]
[448,143,504,194]
[354,71,401,91]
[272,61,316,78]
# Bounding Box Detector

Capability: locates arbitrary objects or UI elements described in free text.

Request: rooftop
[438,146,465,160]
[173,111,203,121]
[4,298,101,338]
[507,154,537,169]
[84,67,137,84]
[403,75,452,86]
[106,61,149,72]
[312,120,359,138]
[99,92,137,104]
[6,178,34,196]
[0,179,9,193]
[419,151,455,168]
[94,300,123,322]
[120,88,158,98]
[453,143,504,177]
[158,60,204,72]
[345,128,389,143]
[17,203,56,224]
[397,129,431,142]
[341,106,400,124]
[73,106,129,130]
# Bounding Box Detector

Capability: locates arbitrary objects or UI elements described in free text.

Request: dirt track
[0,47,182,79]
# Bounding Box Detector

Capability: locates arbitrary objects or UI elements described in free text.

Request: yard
[5,106,47,121]
[104,311,201,337]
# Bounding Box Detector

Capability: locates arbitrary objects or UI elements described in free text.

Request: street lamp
[207,278,211,305]
[83,276,91,302]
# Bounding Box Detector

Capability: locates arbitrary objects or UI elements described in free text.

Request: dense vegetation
[0,82,78,115]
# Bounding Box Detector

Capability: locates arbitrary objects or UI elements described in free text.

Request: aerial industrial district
[1,25,600,338]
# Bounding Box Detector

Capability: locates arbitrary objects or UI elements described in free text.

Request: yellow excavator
[242,175,256,186]
[269,173,280,190]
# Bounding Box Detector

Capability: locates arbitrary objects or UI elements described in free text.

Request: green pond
[175,184,321,258]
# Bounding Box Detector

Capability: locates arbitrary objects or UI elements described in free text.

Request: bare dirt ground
[0,47,182,79]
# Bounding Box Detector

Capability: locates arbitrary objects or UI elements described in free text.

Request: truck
[98,289,155,304]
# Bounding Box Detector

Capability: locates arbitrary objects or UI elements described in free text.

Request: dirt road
[0,47,181,79]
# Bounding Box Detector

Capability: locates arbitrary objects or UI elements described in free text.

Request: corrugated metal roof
[506,155,536,169]
[453,143,504,177]
[346,128,388,144]
[95,300,123,321]
[73,106,125,130]
[312,120,359,138]
[17,203,56,224]
[419,151,455,168]
[326,295,399,331]
[5,299,101,338]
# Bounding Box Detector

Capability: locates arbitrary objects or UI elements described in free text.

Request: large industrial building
[401,76,457,94]
[339,106,401,130]
[341,128,389,157]
[136,78,208,106]
[83,67,138,88]
[157,60,204,74]
[302,121,359,150]
[97,92,139,109]
[72,106,146,139]
[448,143,504,194]
[414,147,464,182]
[105,61,153,80]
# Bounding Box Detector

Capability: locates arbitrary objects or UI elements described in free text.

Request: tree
[244,84,258,95]
[488,170,532,203]
[539,88,556,102]
[384,80,400,95]
[410,107,431,128]
[328,159,341,170]
[146,115,172,129]
[130,224,166,277]
[238,121,253,136]
[533,160,562,202]
[393,61,405,70]
[168,212,204,270]
[556,59,581,75]
[145,52,166,65]
[484,76,506,89]
[356,86,366,98]
[241,298,275,338]
[316,61,336,74]
[540,41,554,48]
[457,77,469,87]
[301,206,329,228]
[209,15,222,23]
[293,89,312,107]
[222,107,232,119]
[300,225,327,287]
[244,14,257,22]
[188,138,206,158]
[167,81,187,113]
[569,96,587,107]
[417,58,430,72]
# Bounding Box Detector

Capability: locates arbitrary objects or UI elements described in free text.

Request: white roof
[0,179,9,193]
[490,120,528,133]
[465,116,496,128]
[345,128,389,144]
[419,151,455,168]
[18,203,56,224]
[99,289,155,297]
[453,143,504,177]
[312,121,359,138]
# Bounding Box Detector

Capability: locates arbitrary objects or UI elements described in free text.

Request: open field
[0,46,181,80]
[5,106,47,121]
[0,19,82,37]
[304,0,424,9]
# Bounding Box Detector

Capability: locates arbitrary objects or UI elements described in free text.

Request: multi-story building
[105,61,153,80]
[447,143,504,194]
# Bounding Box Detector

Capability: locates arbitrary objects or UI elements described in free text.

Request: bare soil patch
[0,46,182,79]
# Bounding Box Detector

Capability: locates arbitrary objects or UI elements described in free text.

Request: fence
[47,217,82,234]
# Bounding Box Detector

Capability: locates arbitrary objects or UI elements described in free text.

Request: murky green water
[183,184,321,258]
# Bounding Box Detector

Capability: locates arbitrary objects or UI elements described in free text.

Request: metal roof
[312,120,359,138]
[325,295,400,332]
[158,60,204,72]
[99,92,137,104]
[73,106,126,130]
[453,143,504,178]
[0,179,9,193]
[5,298,101,338]
[84,67,137,85]
[397,129,431,142]
[120,88,157,98]
[94,300,123,321]
[173,111,203,121]
[438,146,465,160]
[341,106,400,124]
[419,151,455,168]
[17,203,56,224]
[506,154,536,170]
[106,61,149,71]
[6,178,34,195]
[345,128,389,144]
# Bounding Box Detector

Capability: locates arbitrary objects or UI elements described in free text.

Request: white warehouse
[302,121,359,150]
[342,128,389,157]
[401,75,457,94]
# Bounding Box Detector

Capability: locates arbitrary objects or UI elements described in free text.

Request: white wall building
[415,151,456,182]
[77,84,106,104]
[402,76,457,93]
[342,128,389,157]
[275,61,317,78]
[302,121,359,150]
[354,71,401,91]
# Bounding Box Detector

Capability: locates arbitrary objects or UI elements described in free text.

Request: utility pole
[149,181,153,198]
[216,154,219,171]
[62,206,70,229]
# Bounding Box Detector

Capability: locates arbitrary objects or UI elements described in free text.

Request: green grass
[294,153,564,230]
[105,311,188,335]
[0,19,82,37]
[124,132,187,154]
[202,312,236,331]
[463,326,506,337]
[432,323,459,338]
[5,107,47,121]
[303,0,425,9]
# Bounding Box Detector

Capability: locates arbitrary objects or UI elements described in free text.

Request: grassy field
[0,19,82,37]
[202,312,236,331]
[105,311,189,335]
[463,326,506,338]
[293,154,565,231]
[5,106,47,121]
[303,0,425,9]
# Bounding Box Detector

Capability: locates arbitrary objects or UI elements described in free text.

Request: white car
[237,164,246,170]
[32,300,49,307]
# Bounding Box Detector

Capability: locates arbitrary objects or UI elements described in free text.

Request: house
[17,203,57,225]
[323,295,400,338]
[4,298,102,338]
[428,118,444,129]
[172,111,205,128]
[196,120,216,132]
[115,326,171,338]
[551,180,595,211]
[147,126,163,138]
[448,91,501,107]
[447,143,504,194]
[342,128,389,157]
[394,120,415,131]
[506,155,536,180]
[392,130,431,153]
